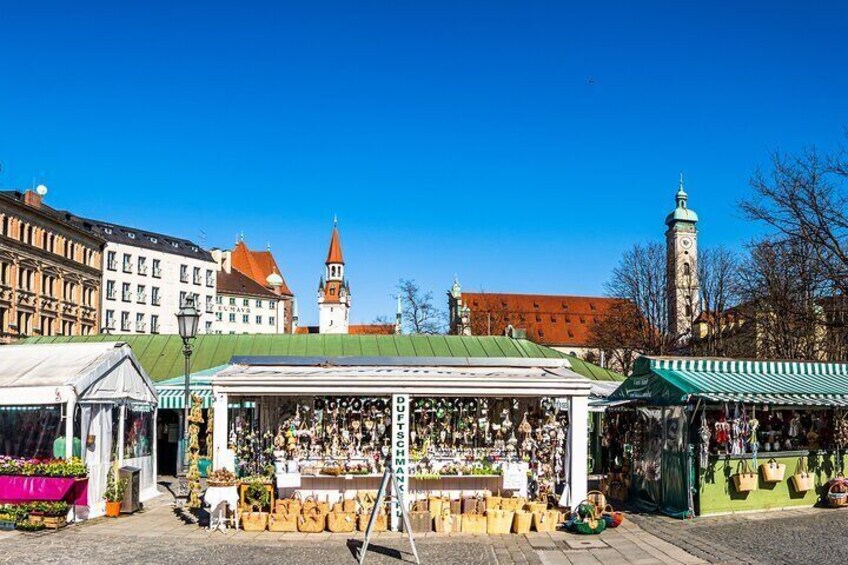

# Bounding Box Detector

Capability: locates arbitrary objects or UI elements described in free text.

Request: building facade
[229,240,295,333]
[318,221,350,334]
[447,279,622,365]
[211,248,285,334]
[665,175,699,340]
[69,217,218,335]
[0,189,103,340]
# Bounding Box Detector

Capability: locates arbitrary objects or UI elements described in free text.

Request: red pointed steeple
[326,217,344,264]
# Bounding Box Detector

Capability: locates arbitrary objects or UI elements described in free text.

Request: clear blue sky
[1,1,846,325]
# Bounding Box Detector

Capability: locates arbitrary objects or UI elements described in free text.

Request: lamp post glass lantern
[176,298,200,471]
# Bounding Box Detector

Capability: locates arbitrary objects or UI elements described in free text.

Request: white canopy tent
[0,342,159,516]
[211,356,592,517]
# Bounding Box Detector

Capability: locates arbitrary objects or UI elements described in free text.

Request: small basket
[525,501,547,513]
[601,504,624,528]
[358,510,388,532]
[827,477,848,508]
[791,458,814,493]
[500,496,525,512]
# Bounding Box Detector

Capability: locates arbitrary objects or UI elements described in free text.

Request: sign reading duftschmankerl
[391,394,409,531]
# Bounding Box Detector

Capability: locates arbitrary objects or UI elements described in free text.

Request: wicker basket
[572,517,607,535]
[486,509,514,534]
[461,511,487,533]
[433,508,453,533]
[241,510,269,531]
[428,495,447,517]
[827,479,848,508]
[525,501,546,513]
[302,496,329,516]
[586,490,607,511]
[485,492,502,511]
[733,461,758,493]
[601,504,624,528]
[268,512,298,532]
[532,510,558,533]
[298,507,326,533]
[327,511,356,533]
[761,459,786,483]
[500,497,525,512]
[358,510,388,532]
[275,492,302,515]
[512,510,532,534]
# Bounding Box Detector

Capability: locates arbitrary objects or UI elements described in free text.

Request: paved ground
[0,490,702,565]
[631,506,848,565]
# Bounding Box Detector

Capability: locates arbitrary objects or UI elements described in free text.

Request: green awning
[610,356,848,406]
[157,388,213,409]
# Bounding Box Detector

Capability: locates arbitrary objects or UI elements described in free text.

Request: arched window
[683,262,690,276]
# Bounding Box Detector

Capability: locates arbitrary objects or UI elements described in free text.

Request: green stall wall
[698,451,846,515]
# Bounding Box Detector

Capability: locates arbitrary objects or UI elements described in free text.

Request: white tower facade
[318,220,350,334]
[665,174,699,340]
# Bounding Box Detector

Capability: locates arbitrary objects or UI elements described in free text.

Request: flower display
[0,456,87,478]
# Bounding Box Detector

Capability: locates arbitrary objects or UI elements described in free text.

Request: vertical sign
[391,394,410,531]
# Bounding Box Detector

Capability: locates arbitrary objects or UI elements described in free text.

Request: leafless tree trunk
[694,246,742,356]
[397,279,446,335]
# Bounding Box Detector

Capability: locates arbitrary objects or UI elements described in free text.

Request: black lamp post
[176,297,200,468]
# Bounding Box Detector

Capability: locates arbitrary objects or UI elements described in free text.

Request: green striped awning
[611,356,848,406]
[156,388,213,410]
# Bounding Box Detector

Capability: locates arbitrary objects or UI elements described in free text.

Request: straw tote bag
[732,460,758,493]
[760,458,786,483]
[791,458,814,493]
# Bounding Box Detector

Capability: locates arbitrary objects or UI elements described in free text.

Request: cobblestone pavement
[630,506,848,565]
[0,492,704,565]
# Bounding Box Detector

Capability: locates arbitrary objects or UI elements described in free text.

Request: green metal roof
[610,356,848,406]
[23,334,624,383]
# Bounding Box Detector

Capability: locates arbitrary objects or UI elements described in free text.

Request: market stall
[606,356,848,516]
[0,342,159,517]
[210,355,592,531]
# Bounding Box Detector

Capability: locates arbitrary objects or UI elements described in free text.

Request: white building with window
[211,249,284,334]
[70,217,218,335]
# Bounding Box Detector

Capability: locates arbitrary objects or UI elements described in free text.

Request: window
[122,283,131,302]
[122,253,132,273]
[106,280,116,300]
[242,314,249,323]
[150,315,159,334]
[205,295,213,313]
[137,285,146,304]
[107,251,117,271]
[152,259,162,278]
[206,269,214,287]
[180,264,188,283]
[269,301,276,310]
[103,227,113,235]
[151,286,160,306]
[216,312,223,321]
[683,262,691,276]
[192,267,201,285]
[229,313,236,323]
[216,296,222,304]
[135,313,145,332]
[269,316,275,326]
[229,297,236,306]
[138,256,147,275]
[256,315,263,324]
[205,321,212,333]
[121,311,130,331]
[243,299,249,307]
[256,300,263,308]
[179,291,187,306]
[105,309,115,329]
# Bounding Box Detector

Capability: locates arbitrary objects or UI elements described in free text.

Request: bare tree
[693,246,742,356]
[588,299,644,375]
[397,279,446,335]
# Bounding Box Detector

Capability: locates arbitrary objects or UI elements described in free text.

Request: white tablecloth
[204,486,239,531]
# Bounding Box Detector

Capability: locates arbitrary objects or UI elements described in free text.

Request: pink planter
[0,476,88,505]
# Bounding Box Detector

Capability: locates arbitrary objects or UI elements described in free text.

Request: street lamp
[176,298,200,469]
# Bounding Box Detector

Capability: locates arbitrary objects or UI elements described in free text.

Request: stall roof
[609,356,848,406]
[23,334,624,382]
[154,365,226,409]
[213,357,593,397]
[0,342,157,405]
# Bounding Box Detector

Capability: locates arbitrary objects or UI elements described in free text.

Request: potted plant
[37,501,69,529]
[104,466,126,518]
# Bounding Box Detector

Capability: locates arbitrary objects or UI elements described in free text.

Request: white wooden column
[568,395,589,507]
[64,397,76,459]
[212,391,230,471]
[117,404,127,467]
[390,394,410,531]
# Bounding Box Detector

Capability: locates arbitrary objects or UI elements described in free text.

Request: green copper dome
[665,177,698,226]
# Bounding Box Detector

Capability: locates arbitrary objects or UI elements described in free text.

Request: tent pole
[65,396,76,460]
[118,403,126,467]
[568,395,589,508]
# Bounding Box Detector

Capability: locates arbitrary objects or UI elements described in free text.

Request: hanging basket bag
[791,458,814,493]
[732,460,758,493]
[486,509,514,535]
[760,458,786,483]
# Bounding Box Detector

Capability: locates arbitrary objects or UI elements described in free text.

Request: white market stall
[210,355,592,529]
[0,342,159,516]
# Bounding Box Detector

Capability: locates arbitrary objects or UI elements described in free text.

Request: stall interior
[227,395,569,504]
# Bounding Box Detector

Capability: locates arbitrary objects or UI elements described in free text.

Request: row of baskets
[731,458,813,493]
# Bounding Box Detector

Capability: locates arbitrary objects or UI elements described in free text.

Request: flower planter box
[0,476,88,506]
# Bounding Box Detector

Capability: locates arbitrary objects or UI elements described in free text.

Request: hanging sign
[391,394,410,531]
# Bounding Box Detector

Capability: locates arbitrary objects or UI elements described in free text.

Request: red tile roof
[231,241,293,296]
[295,324,394,335]
[326,226,344,264]
[460,292,621,347]
[216,269,281,299]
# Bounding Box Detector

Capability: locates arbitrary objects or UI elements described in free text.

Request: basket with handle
[268,511,298,532]
[586,490,607,515]
[500,495,525,512]
[760,458,786,483]
[486,509,514,534]
[790,457,814,493]
[434,507,455,533]
[275,491,302,515]
[512,510,532,534]
[485,489,503,511]
[327,509,356,533]
[428,492,447,517]
[460,509,486,533]
[297,506,326,533]
[732,460,758,493]
[358,507,388,532]
[827,474,848,508]
[241,504,269,532]
[601,504,624,528]
[532,509,559,532]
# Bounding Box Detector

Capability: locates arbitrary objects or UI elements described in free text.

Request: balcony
[17,290,36,307]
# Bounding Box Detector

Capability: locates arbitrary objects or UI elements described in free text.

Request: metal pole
[183,340,192,466]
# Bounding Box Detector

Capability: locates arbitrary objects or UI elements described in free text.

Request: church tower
[665,174,699,340]
[318,218,350,334]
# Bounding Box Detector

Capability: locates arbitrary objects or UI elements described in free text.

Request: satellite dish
[36,184,48,196]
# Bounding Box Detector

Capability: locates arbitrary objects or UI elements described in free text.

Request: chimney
[23,190,43,209]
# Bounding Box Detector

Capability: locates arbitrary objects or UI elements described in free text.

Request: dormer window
[103,227,113,235]
[127,232,136,239]
[150,237,158,244]
[171,241,179,248]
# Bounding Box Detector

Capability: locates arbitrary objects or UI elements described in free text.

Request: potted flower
[104,466,126,518]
